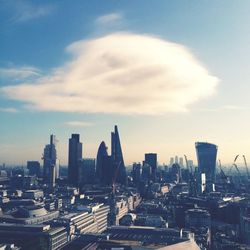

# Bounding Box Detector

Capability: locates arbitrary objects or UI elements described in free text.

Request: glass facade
[195,142,218,189]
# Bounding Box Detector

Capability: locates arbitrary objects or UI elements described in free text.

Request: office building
[79,158,95,185]
[170,157,174,166]
[96,141,108,182]
[132,163,142,185]
[145,153,157,181]
[111,125,126,185]
[101,155,113,185]
[68,134,82,186]
[43,135,59,183]
[27,161,41,177]
[195,142,218,192]
[0,223,67,250]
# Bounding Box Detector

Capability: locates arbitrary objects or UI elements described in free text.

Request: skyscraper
[111,125,126,185]
[145,153,157,181]
[195,142,218,192]
[79,158,95,185]
[68,134,82,185]
[96,141,108,182]
[43,134,59,183]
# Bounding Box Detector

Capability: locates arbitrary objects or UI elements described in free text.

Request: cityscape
[1,1,250,250]
[0,126,250,250]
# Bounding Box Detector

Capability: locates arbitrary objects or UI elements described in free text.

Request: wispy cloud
[65,121,94,127]
[196,105,250,112]
[0,66,41,80]
[1,32,219,115]
[4,0,54,23]
[96,13,123,25]
[0,107,19,113]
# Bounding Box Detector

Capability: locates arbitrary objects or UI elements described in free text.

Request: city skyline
[1,1,250,165]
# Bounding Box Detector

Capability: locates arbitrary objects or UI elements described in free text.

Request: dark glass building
[96,141,108,182]
[68,134,82,185]
[195,142,218,191]
[111,125,127,185]
[144,153,157,181]
[27,161,41,177]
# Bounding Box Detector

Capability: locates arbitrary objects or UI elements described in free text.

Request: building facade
[195,142,218,192]
[68,134,82,186]
[111,125,126,185]
[43,135,59,183]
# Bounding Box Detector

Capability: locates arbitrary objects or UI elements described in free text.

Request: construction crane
[242,155,250,179]
[228,155,239,175]
[218,160,228,182]
[184,155,193,174]
[184,155,197,196]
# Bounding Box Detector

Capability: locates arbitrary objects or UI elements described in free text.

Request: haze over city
[0,1,250,165]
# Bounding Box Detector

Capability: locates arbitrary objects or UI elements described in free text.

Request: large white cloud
[1,32,219,114]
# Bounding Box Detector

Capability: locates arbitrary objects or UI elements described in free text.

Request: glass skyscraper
[111,125,127,185]
[68,134,82,185]
[96,141,108,182]
[195,142,218,191]
[43,134,59,183]
[144,153,157,181]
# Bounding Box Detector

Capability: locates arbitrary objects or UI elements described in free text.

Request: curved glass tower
[195,142,218,191]
[96,141,108,182]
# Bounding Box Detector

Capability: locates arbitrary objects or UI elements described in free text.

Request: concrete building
[0,223,67,250]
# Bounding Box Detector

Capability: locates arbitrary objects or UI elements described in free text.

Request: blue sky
[0,0,250,166]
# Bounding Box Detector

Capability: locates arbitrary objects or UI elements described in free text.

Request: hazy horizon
[1,1,250,166]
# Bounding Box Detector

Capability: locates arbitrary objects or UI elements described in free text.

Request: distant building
[101,155,113,185]
[132,163,142,185]
[96,141,108,182]
[79,158,95,185]
[68,134,82,186]
[141,163,151,183]
[195,142,217,192]
[111,125,126,185]
[145,153,157,181]
[170,157,174,166]
[27,161,41,177]
[175,155,179,164]
[43,135,59,183]
[179,157,184,167]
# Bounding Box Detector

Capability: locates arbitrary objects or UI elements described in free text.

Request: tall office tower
[111,125,126,185]
[48,164,56,188]
[27,161,41,177]
[170,157,174,166]
[79,158,96,185]
[145,153,157,181]
[179,157,184,167]
[175,156,179,164]
[141,162,151,183]
[43,135,59,183]
[102,155,113,185]
[68,134,82,186]
[96,141,108,182]
[195,142,218,192]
